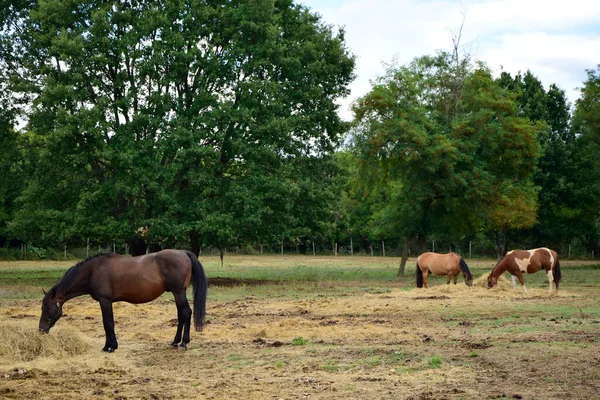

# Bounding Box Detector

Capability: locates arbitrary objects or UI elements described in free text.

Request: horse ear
[42,288,47,296]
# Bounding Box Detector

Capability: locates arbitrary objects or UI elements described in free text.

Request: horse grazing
[416,252,473,288]
[39,250,207,352]
[487,247,561,294]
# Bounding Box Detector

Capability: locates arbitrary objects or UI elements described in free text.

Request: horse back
[97,250,191,303]
[417,252,461,275]
[506,248,556,274]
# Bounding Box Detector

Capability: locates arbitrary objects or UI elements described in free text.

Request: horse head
[465,275,473,286]
[39,288,63,333]
[486,273,497,289]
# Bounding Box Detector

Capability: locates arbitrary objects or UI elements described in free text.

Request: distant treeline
[0,1,598,262]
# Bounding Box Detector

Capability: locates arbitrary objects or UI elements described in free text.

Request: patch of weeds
[227,353,244,361]
[226,353,250,369]
[470,351,478,357]
[387,350,406,364]
[275,360,285,368]
[344,385,356,392]
[291,336,308,346]
[322,360,339,373]
[428,356,442,368]
[364,356,381,368]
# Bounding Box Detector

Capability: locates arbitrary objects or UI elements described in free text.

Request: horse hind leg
[171,290,192,349]
[547,270,554,295]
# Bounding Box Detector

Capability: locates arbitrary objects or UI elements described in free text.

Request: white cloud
[301,0,600,120]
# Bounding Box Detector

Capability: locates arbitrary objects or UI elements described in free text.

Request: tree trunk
[190,231,200,257]
[417,234,427,255]
[397,238,413,276]
[493,227,509,261]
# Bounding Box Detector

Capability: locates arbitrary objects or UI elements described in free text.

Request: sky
[299,0,600,121]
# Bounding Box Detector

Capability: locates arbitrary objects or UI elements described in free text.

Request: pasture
[1,255,600,399]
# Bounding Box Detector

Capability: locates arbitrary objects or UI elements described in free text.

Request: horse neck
[492,258,508,278]
[55,262,93,303]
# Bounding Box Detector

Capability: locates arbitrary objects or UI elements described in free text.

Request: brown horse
[39,250,207,352]
[416,252,473,288]
[487,247,561,294]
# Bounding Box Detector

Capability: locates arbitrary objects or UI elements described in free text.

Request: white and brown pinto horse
[416,252,473,288]
[487,247,561,294]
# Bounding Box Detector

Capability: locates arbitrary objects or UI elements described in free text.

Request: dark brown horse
[416,252,473,288]
[39,250,207,352]
[487,247,561,294]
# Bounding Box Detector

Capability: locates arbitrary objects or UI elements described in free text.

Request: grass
[2,255,600,399]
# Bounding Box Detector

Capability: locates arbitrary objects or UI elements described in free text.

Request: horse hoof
[171,342,179,348]
[102,347,115,353]
[179,343,187,350]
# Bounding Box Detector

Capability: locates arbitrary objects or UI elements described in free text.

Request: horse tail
[554,257,561,290]
[416,261,424,288]
[186,251,207,332]
[459,258,473,280]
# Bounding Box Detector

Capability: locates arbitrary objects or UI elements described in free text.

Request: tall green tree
[498,70,597,255]
[351,52,542,265]
[4,0,355,253]
[571,66,600,254]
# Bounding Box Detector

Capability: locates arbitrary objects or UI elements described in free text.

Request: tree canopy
[1,0,355,254]
[1,3,599,260]
[350,51,543,262]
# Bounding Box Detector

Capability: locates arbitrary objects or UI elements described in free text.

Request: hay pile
[472,272,514,290]
[0,322,91,362]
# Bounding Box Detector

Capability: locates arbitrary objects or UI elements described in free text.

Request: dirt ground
[1,272,600,400]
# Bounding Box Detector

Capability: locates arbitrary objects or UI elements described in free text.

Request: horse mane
[458,258,472,279]
[53,253,115,293]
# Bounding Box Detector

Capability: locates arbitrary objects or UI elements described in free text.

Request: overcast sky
[299,0,600,121]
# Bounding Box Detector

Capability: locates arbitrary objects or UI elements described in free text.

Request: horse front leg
[99,299,118,352]
[172,290,192,349]
[446,273,452,285]
[515,271,527,293]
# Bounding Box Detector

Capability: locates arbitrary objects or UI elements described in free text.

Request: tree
[4,0,355,253]
[350,52,542,266]
[570,66,600,255]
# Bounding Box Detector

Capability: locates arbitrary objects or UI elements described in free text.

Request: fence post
[432,240,435,252]
[469,241,472,258]
[312,241,315,256]
[350,238,353,256]
[382,241,385,257]
[64,245,67,259]
[86,238,89,258]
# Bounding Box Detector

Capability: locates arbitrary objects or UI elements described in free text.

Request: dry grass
[1,257,599,399]
[0,322,91,362]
